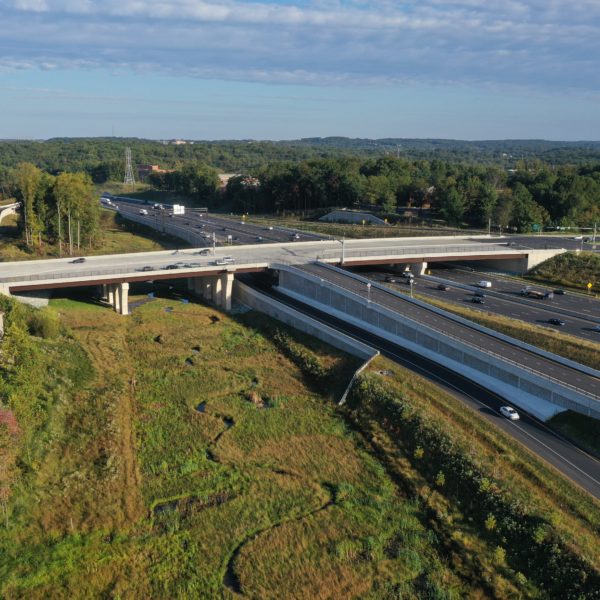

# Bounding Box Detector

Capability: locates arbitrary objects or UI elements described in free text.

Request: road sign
[587,282,593,289]
[532,224,541,232]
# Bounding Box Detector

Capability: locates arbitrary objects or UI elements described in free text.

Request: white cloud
[1,0,599,91]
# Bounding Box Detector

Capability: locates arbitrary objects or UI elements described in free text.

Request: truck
[520,287,544,299]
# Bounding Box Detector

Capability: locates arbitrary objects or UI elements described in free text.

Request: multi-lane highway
[111,196,325,247]
[298,263,600,399]
[360,266,600,342]
[243,274,600,500]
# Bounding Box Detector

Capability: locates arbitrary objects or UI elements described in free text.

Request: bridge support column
[412,261,428,275]
[114,284,121,314]
[219,272,234,312]
[117,282,129,315]
[0,283,11,297]
[107,284,115,306]
[101,284,108,301]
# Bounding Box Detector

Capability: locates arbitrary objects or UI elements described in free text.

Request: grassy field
[1,294,598,598]
[528,252,600,292]
[0,209,188,261]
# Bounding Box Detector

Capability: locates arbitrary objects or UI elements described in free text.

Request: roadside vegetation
[0,209,187,261]
[528,252,600,292]
[344,357,600,599]
[1,294,598,597]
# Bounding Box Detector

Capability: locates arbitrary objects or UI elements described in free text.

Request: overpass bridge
[0,236,563,314]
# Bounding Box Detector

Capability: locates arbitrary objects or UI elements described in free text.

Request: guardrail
[276,263,599,403]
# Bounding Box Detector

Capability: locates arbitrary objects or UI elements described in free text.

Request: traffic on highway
[105,195,325,247]
[360,265,600,342]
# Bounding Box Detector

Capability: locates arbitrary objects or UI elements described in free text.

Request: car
[70,257,86,264]
[214,259,228,266]
[592,325,600,332]
[139,266,154,272]
[139,209,148,215]
[164,264,180,270]
[437,284,450,291]
[474,290,486,297]
[554,289,566,295]
[471,296,485,304]
[500,406,520,420]
[572,236,583,240]
[183,262,201,268]
[239,221,246,225]
[256,236,263,242]
[384,275,397,283]
[222,256,235,264]
[267,226,274,231]
[292,233,301,240]
[401,272,414,279]
[548,318,566,326]
[195,248,211,255]
[477,280,492,288]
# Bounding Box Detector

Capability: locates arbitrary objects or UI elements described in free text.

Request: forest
[1,138,599,235]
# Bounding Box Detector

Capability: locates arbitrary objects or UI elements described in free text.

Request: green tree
[14,162,42,247]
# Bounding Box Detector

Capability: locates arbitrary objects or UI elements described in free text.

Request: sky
[0,0,599,140]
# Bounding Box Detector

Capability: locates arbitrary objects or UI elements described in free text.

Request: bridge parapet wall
[275,265,600,421]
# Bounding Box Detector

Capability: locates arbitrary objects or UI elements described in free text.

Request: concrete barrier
[233,279,377,361]
[275,265,600,421]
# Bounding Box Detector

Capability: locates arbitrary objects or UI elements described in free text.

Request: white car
[500,406,520,420]
[222,256,235,264]
[477,280,492,288]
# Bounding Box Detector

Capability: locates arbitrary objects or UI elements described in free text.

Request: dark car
[554,289,566,295]
[384,275,397,283]
[471,296,485,304]
[139,266,154,272]
[70,257,86,264]
[474,290,486,297]
[548,318,566,326]
[437,284,450,291]
[164,264,180,270]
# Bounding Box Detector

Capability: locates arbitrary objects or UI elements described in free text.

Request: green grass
[0,297,469,598]
[528,251,600,292]
[2,294,598,598]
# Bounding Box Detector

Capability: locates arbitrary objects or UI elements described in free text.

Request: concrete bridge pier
[219,272,234,311]
[102,282,128,315]
[117,282,129,315]
[412,261,428,275]
[187,273,234,311]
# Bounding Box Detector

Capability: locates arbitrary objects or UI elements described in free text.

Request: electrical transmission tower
[124,147,135,187]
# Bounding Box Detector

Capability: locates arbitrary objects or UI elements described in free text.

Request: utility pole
[488,218,491,236]
[212,231,216,255]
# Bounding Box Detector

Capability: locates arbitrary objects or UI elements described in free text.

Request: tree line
[224,157,600,231]
[3,163,99,255]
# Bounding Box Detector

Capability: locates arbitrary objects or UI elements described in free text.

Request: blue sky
[1,0,599,140]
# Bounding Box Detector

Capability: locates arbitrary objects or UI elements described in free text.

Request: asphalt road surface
[408,266,600,342]
[243,275,600,500]
[298,263,600,399]
[112,197,325,246]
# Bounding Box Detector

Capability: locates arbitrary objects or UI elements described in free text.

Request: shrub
[27,309,61,339]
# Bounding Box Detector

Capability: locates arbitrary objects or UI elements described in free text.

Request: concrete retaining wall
[276,266,600,421]
[233,280,377,360]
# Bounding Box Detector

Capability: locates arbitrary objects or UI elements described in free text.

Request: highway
[243,274,600,500]
[424,266,600,341]
[359,266,600,342]
[112,196,325,246]
[297,263,600,399]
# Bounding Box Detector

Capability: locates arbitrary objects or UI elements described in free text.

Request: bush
[27,308,61,339]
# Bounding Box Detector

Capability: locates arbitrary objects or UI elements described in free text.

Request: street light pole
[366,282,372,303]
[212,232,216,255]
